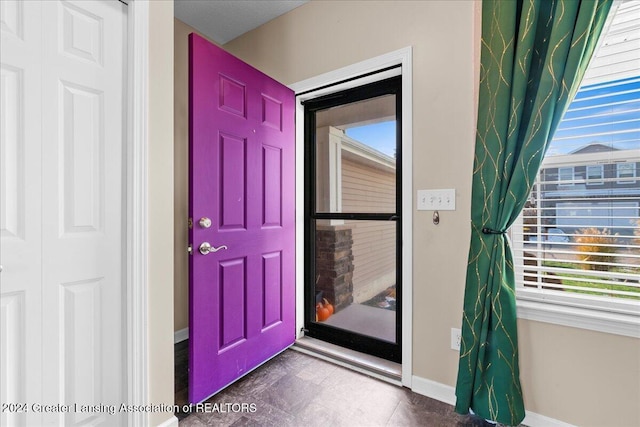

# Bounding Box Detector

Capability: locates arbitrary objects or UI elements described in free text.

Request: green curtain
[455,0,612,424]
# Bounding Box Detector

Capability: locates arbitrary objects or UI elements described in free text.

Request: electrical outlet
[451,328,461,351]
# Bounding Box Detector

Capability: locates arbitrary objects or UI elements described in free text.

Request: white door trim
[291,46,413,388]
[126,1,149,426]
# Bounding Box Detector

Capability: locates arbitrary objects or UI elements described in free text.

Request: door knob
[199,217,212,228]
[199,242,228,255]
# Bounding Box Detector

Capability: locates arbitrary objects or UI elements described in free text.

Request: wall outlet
[451,328,461,351]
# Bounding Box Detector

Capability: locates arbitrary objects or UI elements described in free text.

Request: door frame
[125,0,150,425]
[290,47,413,387]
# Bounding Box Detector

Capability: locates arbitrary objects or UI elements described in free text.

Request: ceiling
[174,0,309,45]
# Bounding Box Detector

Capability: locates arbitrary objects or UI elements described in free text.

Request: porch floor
[322,303,396,343]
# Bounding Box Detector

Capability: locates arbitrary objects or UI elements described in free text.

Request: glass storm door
[304,76,402,362]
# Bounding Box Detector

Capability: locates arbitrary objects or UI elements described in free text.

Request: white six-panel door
[1,1,127,425]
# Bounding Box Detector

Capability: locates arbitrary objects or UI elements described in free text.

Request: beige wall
[172,1,640,426]
[518,319,640,426]
[149,1,175,426]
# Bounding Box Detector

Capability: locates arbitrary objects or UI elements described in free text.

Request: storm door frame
[291,47,413,386]
[303,75,403,362]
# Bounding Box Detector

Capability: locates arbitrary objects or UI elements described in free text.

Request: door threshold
[292,336,402,386]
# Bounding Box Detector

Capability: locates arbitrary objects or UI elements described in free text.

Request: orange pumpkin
[316,302,331,321]
[323,298,334,315]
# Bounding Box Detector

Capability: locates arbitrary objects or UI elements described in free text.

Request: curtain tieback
[482,227,506,235]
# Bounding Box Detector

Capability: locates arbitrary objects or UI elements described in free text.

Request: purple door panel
[189,33,296,404]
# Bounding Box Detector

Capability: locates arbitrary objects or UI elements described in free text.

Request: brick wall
[315,224,354,312]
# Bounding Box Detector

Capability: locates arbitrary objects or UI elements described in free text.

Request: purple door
[188,33,295,404]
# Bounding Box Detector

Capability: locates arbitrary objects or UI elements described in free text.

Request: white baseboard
[174,327,188,344]
[411,375,456,406]
[410,375,576,427]
[522,411,576,427]
[156,415,179,427]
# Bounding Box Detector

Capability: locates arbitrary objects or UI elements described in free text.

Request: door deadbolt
[199,217,212,228]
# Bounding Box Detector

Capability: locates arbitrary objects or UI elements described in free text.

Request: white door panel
[1,1,127,425]
[1,2,43,425]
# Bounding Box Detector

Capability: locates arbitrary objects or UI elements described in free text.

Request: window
[558,166,575,186]
[510,1,640,337]
[586,164,604,185]
[617,162,637,184]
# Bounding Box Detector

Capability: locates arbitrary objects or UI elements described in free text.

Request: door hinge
[188,217,193,229]
[187,244,193,255]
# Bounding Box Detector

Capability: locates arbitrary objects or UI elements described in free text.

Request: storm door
[304,76,402,362]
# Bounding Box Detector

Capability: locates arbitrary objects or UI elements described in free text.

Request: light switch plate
[417,189,456,211]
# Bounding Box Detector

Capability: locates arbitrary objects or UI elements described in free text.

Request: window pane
[617,162,637,183]
[558,167,574,186]
[315,95,396,213]
[313,219,397,343]
[587,165,604,184]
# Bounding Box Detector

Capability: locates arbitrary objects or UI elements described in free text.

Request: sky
[546,76,639,156]
[345,121,396,158]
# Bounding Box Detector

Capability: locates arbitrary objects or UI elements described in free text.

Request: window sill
[516,297,640,338]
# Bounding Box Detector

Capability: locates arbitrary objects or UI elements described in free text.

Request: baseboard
[174,327,188,344]
[156,415,179,427]
[522,411,576,427]
[411,375,456,406]
[410,376,576,427]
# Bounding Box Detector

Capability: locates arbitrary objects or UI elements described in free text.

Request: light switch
[417,189,456,211]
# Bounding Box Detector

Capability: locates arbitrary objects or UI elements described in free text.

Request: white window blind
[511,153,640,303]
[511,64,640,310]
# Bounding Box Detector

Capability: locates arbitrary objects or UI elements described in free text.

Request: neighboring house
[537,144,640,236]
[525,73,640,240]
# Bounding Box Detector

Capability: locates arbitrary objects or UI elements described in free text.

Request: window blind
[511,75,640,302]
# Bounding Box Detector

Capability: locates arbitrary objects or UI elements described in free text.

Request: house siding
[342,157,397,302]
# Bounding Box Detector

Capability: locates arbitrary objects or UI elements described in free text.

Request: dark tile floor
[175,340,496,426]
